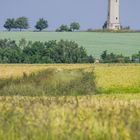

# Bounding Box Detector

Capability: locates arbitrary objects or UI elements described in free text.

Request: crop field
[95,64,140,93]
[0,32,140,58]
[0,95,140,140]
[0,64,140,94]
[0,64,140,140]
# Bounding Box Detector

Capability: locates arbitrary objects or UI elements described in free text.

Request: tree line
[0,39,94,63]
[3,17,80,32]
[0,39,139,64]
[4,17,29,31]
[100,50,140,63]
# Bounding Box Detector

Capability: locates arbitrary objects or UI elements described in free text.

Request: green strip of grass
[0,68,96,96]
[0,32,140,58]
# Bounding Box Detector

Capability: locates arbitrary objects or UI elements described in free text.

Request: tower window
[116,17,118,20]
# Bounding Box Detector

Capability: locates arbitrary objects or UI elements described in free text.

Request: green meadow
[0,32,140,58]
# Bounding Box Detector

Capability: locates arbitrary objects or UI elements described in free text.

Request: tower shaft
[107,0,121,30]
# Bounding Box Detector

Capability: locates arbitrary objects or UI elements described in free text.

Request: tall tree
[15,17,29,31]
[70,22,80,31]
[3,18,15,31]
[35,18,48,31]
[56,24,70,32]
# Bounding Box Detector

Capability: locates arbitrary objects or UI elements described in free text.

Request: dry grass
[0,68,96,96]
[95,64,140,93]
[0,64,140,139]
[0,64,140,93]
[0,64,92,79]
[0,95,139,140]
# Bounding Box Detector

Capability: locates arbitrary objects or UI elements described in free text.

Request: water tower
[107,0,121,30]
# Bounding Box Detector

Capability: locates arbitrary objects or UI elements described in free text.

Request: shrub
[100,50,131,63]
[0,39,94,64]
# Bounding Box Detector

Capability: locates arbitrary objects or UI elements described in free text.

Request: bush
[132,51,140,63]
[56,24,70,32]
[100,50,131,63]
[0,39,94,64]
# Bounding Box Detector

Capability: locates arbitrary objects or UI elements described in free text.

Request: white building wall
[107,0,121,30]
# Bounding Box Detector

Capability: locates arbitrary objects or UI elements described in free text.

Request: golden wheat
[0,95,139,140]
[0,64,140,93]
[95,64,140,93]
[0,64,92,79]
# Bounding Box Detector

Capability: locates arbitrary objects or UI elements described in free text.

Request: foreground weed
[0,95,139,140]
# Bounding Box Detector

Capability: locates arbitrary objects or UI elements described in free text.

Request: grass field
[95,64,140,93]
[0,64,140,94]
[0,32,140,58]
[0,64,140,140]
[0,95,140,140]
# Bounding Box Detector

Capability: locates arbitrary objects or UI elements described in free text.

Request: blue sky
[0,0,140,30]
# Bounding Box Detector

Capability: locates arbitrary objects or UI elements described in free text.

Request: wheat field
[0,95,140,140]
[95,64,140,93]
[0,64,140,93]
[0,64,140,140]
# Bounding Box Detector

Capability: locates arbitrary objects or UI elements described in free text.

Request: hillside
[0,32,140,58]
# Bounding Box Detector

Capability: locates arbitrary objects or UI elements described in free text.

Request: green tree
[70,22,80,31]
[101,50,107,61]
[56,24,70,32]
[15,17,29,31]
[0,39,95,64]
[3,18,15,31]
[0,39,22,63]
[132,51,140,63]
[100,50,131,63]
[19,38,28,49]
[35,18,48,31]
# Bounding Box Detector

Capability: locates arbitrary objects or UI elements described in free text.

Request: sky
[0,0,140,30]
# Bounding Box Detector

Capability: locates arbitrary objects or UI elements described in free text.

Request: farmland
[0,32,140,58]
[0,64,140,94]
[0,64,140,140]
[0,95,140,140]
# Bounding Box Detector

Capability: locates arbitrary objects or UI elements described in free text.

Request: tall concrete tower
[107,0,121,30]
